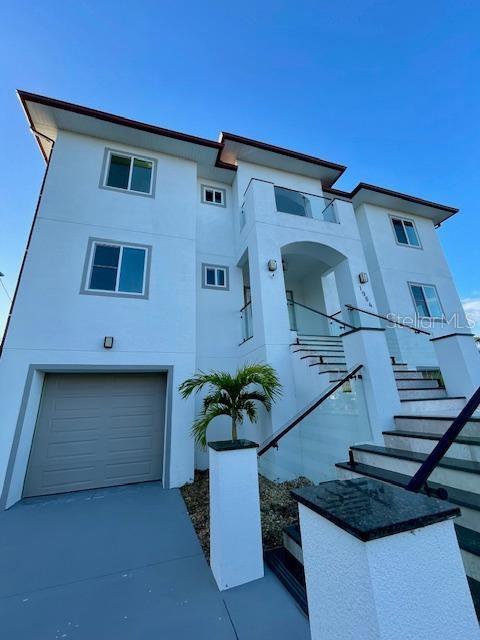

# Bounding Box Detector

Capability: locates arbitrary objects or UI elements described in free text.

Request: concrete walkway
[0,482,310,639]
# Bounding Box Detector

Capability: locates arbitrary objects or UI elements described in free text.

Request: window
[102,149,155,196]
[202,185,226,207]
[82,239,151,298]
[391,217,421,247]
[202,263,229,289]
[409,283,443,318]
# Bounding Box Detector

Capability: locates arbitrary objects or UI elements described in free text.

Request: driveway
[0,482,310,639]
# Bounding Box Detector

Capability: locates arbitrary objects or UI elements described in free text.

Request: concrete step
[316,365,348,374]
[349,444,480,494]
[394,370,429,380]
[394,415,480,438]
[398,388,448,400]
[383,429,480,463]
[392,363,409,371]
[335,460,480,533]
[396,379,441,390]
[303,355,347,365]
[264,547,308,615]
[292,347,345,354]
[399,397,466,414]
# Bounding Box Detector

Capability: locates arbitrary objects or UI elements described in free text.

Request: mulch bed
[180,470,311,558]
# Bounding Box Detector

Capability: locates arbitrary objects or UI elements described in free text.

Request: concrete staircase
[268,345,480,618]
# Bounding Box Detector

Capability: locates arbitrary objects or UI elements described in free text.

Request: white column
[293,478,479,640]
[342,328,401,442]
[431,333,480,399]
[208,440,264,590]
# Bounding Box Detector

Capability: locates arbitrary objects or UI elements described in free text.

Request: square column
[208,440,263,590]
[431,333,480,398]
[292,478,478,640]
[342,327,401,441]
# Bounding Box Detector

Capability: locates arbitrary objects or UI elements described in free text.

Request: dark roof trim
[17,90,237,171]
[351,182,458,214]
[324,183,458,215]
[220,131,347,174]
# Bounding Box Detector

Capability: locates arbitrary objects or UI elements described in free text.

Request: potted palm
[179,363,281,446]
[179,363,281,590]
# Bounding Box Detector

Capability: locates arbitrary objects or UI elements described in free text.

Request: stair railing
[288,300,356,335]
[257,363,363,456]
[407,384,480,496]
[345,304,430,335]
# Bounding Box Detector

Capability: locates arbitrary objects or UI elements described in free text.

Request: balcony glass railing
[274,186,338,223]
[258,366,372,483]
[240,300,253,342]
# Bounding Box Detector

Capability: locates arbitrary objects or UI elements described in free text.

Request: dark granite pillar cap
[208,439,259,451]
[292,477,460,542]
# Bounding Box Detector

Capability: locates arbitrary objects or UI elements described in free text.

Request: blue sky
[0,0,479,334]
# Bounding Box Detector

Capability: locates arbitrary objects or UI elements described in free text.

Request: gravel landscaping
[181,470,312,558]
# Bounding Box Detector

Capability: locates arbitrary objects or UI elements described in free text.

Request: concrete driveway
[0,482,310,639]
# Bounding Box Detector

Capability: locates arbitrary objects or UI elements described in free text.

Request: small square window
[83,239,150,298]
[103,149,155,196]
[202,264,229,289]
[409,283,443,318]
[202,185,226,207]
[391,217,421,247]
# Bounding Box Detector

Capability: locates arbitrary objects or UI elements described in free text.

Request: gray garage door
[24,373,167,498]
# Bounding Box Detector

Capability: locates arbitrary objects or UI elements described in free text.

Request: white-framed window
[82,239,151,298]
[201,184,226,207]
[409,283,443,318]
[391,216,421,247]
[202,263,229,289]
[103,149,155,196]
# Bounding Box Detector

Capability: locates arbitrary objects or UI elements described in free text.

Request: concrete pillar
[292,478,478,640]
[342,328,401,441]
[208,440,263,590]
[431,333,480,399]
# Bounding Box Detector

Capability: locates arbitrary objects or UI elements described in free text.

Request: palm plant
[179,363,281,447]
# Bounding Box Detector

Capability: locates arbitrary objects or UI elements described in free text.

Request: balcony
[274,185,338,223]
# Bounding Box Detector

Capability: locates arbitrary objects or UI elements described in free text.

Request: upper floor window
[82,239,151,298]
[202,263,229,290]
[391,217,420,247]
[202,185,226,207]
[102,149,156,196]
[409,283,443,318]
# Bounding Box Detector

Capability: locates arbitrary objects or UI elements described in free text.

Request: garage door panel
[23,373,166,498]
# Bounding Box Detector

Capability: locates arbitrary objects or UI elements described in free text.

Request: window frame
[201,184,226,207]
[408,282,444,319]
[80,237,152,299]
[202,263,229,290]
[390,215,422,249]
[100,148,157,198]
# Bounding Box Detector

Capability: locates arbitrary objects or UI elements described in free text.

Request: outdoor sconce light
[267,259,278,272]
[103,336,114,349]
[358,272,369,284]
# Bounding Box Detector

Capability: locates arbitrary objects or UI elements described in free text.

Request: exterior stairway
[269,343,480,618]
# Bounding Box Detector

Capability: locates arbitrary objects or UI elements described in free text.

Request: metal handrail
[346,304,430,335]
[288,300,356,330]
[257,364,363,456]
[240,300,252,314]
[407,384,480,494]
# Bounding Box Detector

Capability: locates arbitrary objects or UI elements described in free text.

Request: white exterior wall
[0,130,202,504]
[0,125,471,505]
[356,202,469,367]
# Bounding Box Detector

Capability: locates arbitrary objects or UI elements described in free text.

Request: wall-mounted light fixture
[358,272,369,284]
[267,259,277,272]
[103,336,114,349]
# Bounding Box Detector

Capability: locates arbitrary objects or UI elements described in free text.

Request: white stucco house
[0,90,478,513]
